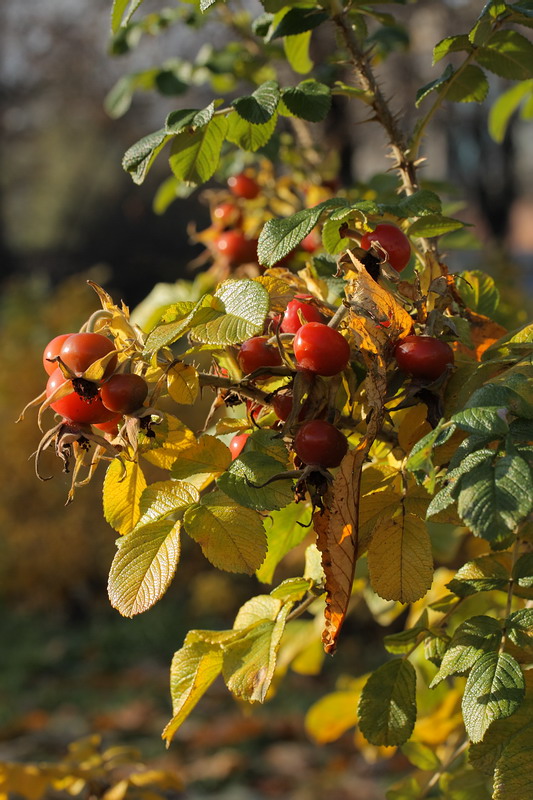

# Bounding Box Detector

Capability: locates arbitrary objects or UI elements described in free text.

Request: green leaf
[405,419,456,489]
[456,454,533,544]
[416,64,454,106]
[168,115,228,185]
[512,553,533,598]
[462,651,525,743]
[457,269,500,316]
[246,429,290,465]
[258,199,348,267]
[280,80,332,122]
[226,110,278,152]
[452,406,509,437]
[217,451,294,512]
[444,65,489,103]
[383,625,427,655]
[162,638,224,745]
[401,741,441,771]
[283,31,313,74]
[269,7,328,39]
[430,616,502,687]
[122,128,172,185]
[256,502,311,584]
[232,81,280,123]
[108,519,182,617]
[407,214,465,237]
[223,596,291,702]
[111,0,144,33]
[165,104,215,134]
[506,609,533,649]
[358,659,417,746]
[433,34,472,63]
[489,80,533,142]
[446,555,510,597]
[399,189,442,217]
[493,723,533,800]
[189,279,269,344]
[184,491,267,574]
[142,295,210,354]
[475,30,533,80]
[135,480,200,528]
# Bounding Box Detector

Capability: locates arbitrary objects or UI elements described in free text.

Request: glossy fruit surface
[394,335,454,380]
[211,202,242,228]
[238,337,282,375]
[214,231,258,266]
[272,392,308,422]
[42,333,74,375]
[60,333,117,377]
[46,369,116,424]
[294,419,348,468]
[94,415,122,435]
[360,223,411,272]
[227,173,260,200]
[293,322,350,376]
[229,433,249,460]
[101,373,148,414]
[280,296,325,334]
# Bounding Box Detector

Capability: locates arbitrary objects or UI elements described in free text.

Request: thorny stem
[330,0,419,198]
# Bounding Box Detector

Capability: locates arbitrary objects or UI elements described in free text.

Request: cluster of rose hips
[208,172,321,269]
[226,222,454,472]
[42,332,148,435]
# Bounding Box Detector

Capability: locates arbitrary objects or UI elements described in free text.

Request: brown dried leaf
[314,354,387,653]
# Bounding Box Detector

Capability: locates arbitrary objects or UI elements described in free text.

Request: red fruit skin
[293,322,351,377]
[294,419,348,468]
[300,230,321,253]
[100,373,148,414]
[212,202,243,228]
[360,223,411,272]
[214,231,259,267]
[46,368,117,425]
[272,392,308,422]
[60,332,117,377]
[94,414,122,435]
[230,433,249,460]
[43,333,75,376]
[394,335,454,380]
[227,173,260,200]
[238,337,283,375]
[280,297,325,334]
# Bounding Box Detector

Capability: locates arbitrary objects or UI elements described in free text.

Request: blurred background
[0,1,532,798]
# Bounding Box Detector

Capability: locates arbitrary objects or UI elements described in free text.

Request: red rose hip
[394,335,454,380]
[294,419,348,468]
[280,296,325,334]
[293,322,350,376]
[60,332,117,377]
[238,337,283,376]
[360,223,411,272]
[100,373,148,414]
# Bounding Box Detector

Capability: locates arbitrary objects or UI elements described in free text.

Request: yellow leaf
[170,435,231,488]
[359,489,402,542]
[141,413,196,470]
[167,362,199,405]
[254,274,297,312]
[368,513,434,604]
[343,250,413,350]
[108,519,182,616]
[103,459,147,535]
[395,404,432,455]
[305,689,360,744]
